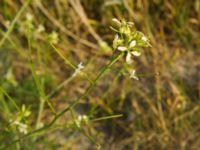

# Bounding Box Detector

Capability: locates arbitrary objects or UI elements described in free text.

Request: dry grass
[0,0,199,149]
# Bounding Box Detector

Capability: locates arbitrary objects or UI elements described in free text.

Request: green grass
[0,0,199,149]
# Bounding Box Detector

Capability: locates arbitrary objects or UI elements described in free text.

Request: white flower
[125,51,141,64]
[117,43,141,64]
[112,18,121,25]
[117,46,127,51]
[75,115,89,128]
[36,24,45,33]
[77,62,84,70]
[18,123,28,134]
[126,21,134,26]
[72,62,84,77]
[129,40,136,48]
[125,51,140,64]
[49,31,58,44]
[141,36,148,42]
[113,34,123,49]
[131,51,141,57]
[114,34,119,41]
[26,13,33,21]
[126,52,133,64]
[130,70,139,80]
[78,115,88,122]
[13,121,28,134]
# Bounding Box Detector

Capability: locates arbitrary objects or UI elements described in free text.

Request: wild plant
[0,17,150,149]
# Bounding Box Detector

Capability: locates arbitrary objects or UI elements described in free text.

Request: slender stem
[50,43,94,84]
[0,86,20,111]
[35,50,45,130]
[27,25,56,115]
[0,0,32,48]
[35,98,45,129]
[47,53,123,127]
[91,114,123,122]
[4,52,123,149]
[46,77,73,99]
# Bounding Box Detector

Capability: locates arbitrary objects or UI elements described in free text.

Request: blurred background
[0,0,199,149]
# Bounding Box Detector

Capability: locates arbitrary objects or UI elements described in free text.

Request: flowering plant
[112,18,151,64]
[111,18,151,79]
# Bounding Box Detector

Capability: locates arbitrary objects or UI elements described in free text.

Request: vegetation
[0,0,199,149]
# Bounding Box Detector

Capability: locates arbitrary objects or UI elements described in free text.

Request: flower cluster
[48,31,59,44]
[12,120,28,134]
[72,62,84,77]
[18,12,59,43]
[8,105,31,134]
[75,115,89,128]
[112,18,151,64]
[111,18,151,80]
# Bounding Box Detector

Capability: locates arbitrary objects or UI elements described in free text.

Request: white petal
[26,13,33,21]
[129,40,136,48]
[131,51,141,57]
[117,46,127,51]
[127,22,134,26]
[130,70,139,80]
[73,62,84,77]
[141,36,148,42]
[114,34,119,41]
[126,53,133,64]
[37,24,45,33]
[78,62,84,69]
[112,18,121,25]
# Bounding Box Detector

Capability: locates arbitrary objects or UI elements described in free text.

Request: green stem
[0,0,32,48]
[91,114,123,122]
[0,86,20,111]
[3,52,123,149]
